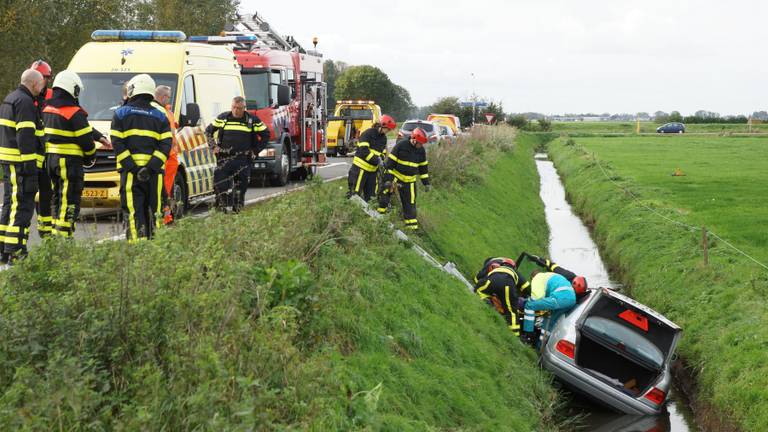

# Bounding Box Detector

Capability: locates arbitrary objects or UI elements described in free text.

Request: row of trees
[0,0,239,95]
[324,61,415,121]
[656,111,749,124]
[425,97,505,127]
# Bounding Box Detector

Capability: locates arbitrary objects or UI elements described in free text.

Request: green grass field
[551,121,768,134]
[549,134,768,431]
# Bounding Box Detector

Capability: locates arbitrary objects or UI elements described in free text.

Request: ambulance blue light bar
[189,35,258,44]
[91,30,187,42]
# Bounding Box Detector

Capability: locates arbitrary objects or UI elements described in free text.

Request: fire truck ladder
[227,12,305,52]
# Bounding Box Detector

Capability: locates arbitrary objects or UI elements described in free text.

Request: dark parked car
[656,122,685,134]
[539,287,682,415]
[397,120,439,142]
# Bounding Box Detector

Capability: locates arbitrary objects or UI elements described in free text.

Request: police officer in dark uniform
[473,257,531,336]
[42,70,97,238]
[347,114,396,201]
[376,127,430,230]
[205,96,269,212]
[110,74,172,241]
[0,69,46,261]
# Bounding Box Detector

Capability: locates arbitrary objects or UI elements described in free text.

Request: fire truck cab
[192,13,327,186]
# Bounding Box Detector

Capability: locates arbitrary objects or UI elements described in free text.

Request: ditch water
[534,154,699,431]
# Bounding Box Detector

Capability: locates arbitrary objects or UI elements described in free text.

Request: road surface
[18,158,351,246]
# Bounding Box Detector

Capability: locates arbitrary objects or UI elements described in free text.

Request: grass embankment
[0,134,556,430]
[551,121,768,135]
[549,135,768,431]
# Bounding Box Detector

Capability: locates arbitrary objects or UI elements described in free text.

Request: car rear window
[582,317,665,370]
[403,122,434,132]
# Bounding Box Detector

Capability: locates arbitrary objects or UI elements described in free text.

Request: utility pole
[470,73,476,127]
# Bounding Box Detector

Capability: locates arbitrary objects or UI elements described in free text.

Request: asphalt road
[19,157,352,246]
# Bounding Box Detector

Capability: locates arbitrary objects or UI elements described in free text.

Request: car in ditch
[539,287,682,415]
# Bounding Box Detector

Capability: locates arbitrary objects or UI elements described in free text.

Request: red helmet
[501,258,517,269]
[486,257,516,273]
[572,276,588,296]
[30,60,52,79]
[380,115,396,130]
[411,127,428,144]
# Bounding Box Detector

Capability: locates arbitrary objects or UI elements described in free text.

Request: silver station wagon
[539,287,682,415]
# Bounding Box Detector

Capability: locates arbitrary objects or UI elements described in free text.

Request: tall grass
[0,129,558,430]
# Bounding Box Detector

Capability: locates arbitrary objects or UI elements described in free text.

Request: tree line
[0,0,239,95]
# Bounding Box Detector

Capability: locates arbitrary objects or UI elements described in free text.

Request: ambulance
[68,30,244,217]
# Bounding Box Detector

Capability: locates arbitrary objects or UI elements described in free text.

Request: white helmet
[126,73,156,98]
[52,70,84,98]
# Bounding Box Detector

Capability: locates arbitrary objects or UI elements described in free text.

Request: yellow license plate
[82,189,109,199]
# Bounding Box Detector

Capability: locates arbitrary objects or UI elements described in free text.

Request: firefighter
[30,60,54,237]
[518,272,577,346]
[110,74,172,241]
[521,251,589,297]
[347,114,396,201]
[473,257,531,335]
[376,127,430,230]
[151,85,179,224]
[205,96,269,212]
[42,70,96,238]
[0,69,46,261]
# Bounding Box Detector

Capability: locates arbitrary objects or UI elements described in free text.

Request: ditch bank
[547,134,759,431]
[0,170,556,429]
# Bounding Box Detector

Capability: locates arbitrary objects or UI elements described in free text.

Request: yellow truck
[325,100,381,156]
[69,30,244,217]
[427,114,462,135]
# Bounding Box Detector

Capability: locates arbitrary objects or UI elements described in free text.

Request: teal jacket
[523,273,576,333]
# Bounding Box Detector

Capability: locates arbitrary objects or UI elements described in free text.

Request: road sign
[485,113,495,124]
[460,101,488,108]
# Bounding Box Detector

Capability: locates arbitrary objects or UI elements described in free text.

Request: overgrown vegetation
[0,127,558,430]
[549,135,768,431]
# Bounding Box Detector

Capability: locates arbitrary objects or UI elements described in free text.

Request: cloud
[240,0,768,114]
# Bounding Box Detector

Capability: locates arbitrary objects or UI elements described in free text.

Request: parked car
[438,125,456,143]
[656,122,685,134]
[398,120,439,142]
[539,287,682,415]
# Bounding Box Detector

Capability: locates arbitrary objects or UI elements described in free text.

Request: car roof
[600,288,681,330]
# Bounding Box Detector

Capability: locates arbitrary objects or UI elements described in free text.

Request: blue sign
[460,101,488,108]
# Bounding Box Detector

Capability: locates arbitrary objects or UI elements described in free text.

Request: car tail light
[555,340,575,359]
[619,309,649,331]
[644,387,666,405]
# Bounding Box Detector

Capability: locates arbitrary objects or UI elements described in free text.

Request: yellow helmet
[126,73,155,98]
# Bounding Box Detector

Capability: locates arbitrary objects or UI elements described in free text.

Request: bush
[506,114,529,129]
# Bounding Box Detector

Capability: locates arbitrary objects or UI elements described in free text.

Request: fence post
[702,227,709,266]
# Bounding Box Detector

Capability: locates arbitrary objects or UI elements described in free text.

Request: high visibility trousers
[377,177,418,230]
[120,170,163,241]
[163,148,179,196]
[213,157,250,209]
[347,165,378,201]
[36,166,53,237]
[0,164,37,257]
[47,154,84,238]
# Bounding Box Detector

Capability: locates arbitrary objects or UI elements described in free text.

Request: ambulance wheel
[170,173,188,220]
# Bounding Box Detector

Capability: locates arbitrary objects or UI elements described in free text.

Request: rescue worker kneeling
[376,127,430,230]
[206,96,269,212]
[518,272,577,346]
[42,70,97,237]
[347,114,396,201]
[473,257,531,335]
[111,74,172,241]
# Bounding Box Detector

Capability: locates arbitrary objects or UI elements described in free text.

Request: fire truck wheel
[271,154,289,186]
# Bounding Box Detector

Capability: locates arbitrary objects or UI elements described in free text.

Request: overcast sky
[242,0,767,115]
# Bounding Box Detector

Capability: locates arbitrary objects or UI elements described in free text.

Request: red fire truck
[192,12,327,186]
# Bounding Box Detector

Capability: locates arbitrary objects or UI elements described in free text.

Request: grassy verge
[548,135,768,431]
[0,135,556,430]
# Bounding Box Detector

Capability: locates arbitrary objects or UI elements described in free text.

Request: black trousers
[36,165,53,237]
[120,170,163,241]
[0,163,37,256]
[347,165,378,201]
[47,155,84,238]
[377,177,418,230]
[214,157,250,209]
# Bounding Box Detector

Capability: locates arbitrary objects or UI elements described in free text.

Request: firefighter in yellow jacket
[42,70,97,238]
[110,74,172,241]
[0,69,46,261]
[376,127,430,230]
